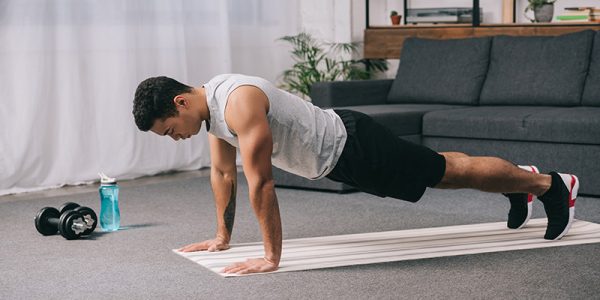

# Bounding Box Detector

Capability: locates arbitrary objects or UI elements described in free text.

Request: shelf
[364,0,600,58]
[364,24,600,59]
[370,22,600,29]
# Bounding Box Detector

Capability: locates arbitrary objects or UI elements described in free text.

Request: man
[132,74,579,275]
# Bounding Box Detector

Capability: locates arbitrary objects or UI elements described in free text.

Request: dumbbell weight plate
[59,202,80,214]
[74,206,97,235]
[58,210,85,240]
[34,207,60,236]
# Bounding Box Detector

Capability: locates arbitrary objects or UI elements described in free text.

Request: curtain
[0,0,300,195]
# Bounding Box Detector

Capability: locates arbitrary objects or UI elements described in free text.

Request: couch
[292,29,599,197]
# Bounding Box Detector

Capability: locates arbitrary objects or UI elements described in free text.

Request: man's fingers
[235,265,261,275]
[222,263,244,273]
[178,242,208,252]
[177,238,232,253]
[236,268,251,275]
[226,267,245,274]
[222,258,277,275]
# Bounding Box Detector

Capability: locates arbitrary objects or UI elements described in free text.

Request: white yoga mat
[173,218,600,277]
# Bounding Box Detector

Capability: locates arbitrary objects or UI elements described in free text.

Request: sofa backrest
[582,30,600,106]
[479,30,595,106]
[387,36,491,105]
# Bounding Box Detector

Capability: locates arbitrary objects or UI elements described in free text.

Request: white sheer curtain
[0,0,299,195]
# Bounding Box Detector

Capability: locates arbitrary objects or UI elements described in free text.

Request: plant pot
[534,4,554,23]
[390,15,402,25]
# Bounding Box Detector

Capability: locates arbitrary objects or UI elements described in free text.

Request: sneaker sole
[550,174,579,240]
[515,201,533,229]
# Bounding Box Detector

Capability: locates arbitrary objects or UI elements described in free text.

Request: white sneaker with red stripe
[538,172,579,240]
[504,165,539,229]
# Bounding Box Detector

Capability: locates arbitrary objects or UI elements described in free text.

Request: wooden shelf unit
[364,0,599,58]
[365,24,599,59]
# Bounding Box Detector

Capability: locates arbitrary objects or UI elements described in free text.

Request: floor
[2,170,599,300]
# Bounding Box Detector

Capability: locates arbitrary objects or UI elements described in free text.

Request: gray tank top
[203,74,347,179]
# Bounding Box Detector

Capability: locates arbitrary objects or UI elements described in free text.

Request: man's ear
[173,95,187,108]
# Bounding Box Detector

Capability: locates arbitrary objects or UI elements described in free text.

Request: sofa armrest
[309,79,393,108]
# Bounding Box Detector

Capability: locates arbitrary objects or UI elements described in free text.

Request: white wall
[300,0,353,43]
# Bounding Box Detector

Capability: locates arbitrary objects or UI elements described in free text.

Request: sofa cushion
[480,30,595,106]
[310,79,393,108]
[423,106,600,145]
[335,104,465,136]
[387,37,491,105]
[582,30,600,106]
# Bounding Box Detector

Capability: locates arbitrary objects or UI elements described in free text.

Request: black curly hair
[132,76,193,131]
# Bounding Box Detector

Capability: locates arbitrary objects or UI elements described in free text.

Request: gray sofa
[275,29,600,197]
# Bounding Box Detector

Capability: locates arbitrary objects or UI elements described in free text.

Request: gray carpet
[2,175,600,300]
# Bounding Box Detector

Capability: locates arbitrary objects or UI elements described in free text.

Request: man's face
[150,108,202,141]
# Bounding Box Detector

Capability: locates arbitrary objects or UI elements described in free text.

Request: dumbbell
[35,203,98,239]
[34,202,98,239]
[57,202,98,235]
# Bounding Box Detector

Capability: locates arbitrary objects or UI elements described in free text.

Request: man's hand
[222,257,278,275]
[177,238,230,252]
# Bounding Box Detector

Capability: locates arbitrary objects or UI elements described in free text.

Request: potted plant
[525,0,557,23]
[278,32,388,100]
[390,10,402,25]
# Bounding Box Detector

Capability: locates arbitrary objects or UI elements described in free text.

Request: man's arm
[178,135,238,252]
[210,135,238,243]
[221,86,282,275]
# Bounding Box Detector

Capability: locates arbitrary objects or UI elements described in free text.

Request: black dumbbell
[34,203,98,239]
[58,202,98,235]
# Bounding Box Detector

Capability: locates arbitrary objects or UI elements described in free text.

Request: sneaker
[538,172,579,240]
[504,165,539,229]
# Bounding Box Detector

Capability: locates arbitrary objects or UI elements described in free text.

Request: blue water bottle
[98,172,121,231]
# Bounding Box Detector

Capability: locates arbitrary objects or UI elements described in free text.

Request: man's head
[133,76,204,141]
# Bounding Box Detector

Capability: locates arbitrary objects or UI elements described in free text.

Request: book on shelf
[561,11,594,16]
[556,15,592,21]
[555,18,599,23]
[564,7,600,13]
[555,7,599,23]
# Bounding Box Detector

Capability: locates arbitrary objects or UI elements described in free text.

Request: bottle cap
[98,172,117,185]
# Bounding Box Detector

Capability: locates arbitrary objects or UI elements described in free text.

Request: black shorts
[326,110,446,202]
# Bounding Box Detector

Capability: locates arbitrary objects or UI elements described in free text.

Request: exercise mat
[173,218,600,277]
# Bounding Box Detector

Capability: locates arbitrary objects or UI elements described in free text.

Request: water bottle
[98,172,121,231]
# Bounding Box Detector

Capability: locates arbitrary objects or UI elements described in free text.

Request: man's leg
[436,152,580,240]
[329,110,578,240]
[439,152,541,229]
[435,152,550,195]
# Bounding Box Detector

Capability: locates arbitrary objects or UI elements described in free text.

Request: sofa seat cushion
[423,106,600,145]
[387,37,491,105]
[335,104,466,136]
[480,30,595,106]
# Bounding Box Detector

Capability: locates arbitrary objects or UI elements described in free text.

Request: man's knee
[437,154,471,187]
